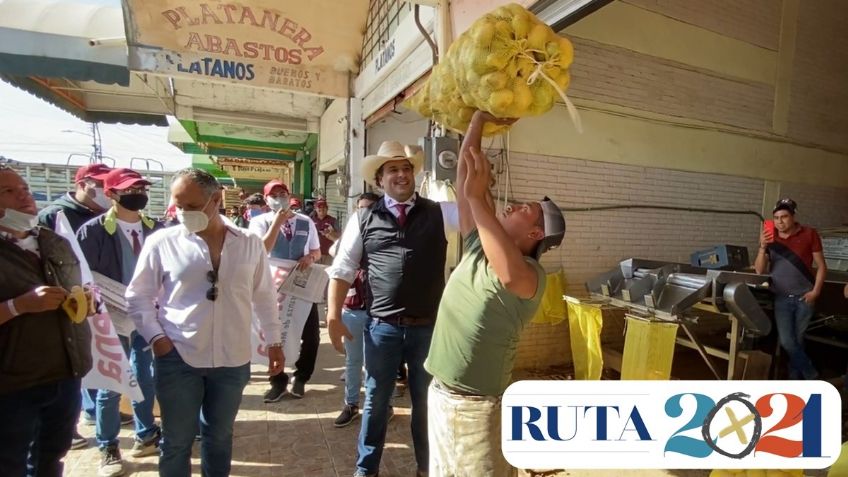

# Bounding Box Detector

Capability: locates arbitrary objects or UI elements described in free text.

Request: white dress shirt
[328,196,459,284]
[126,220,281,368]
[247,211,321,255]
[116,219,144,248]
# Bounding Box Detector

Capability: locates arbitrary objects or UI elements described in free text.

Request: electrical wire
[559,204,765,223]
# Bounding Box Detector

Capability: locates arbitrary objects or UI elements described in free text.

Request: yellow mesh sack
[828,442,848,477]
[404,2,580,136]
[620,316,678,380]
[564,297,603,380]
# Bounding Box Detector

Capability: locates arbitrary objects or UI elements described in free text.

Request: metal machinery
[586,258,772,380]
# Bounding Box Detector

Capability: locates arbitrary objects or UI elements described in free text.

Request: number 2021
[663,392,822,458]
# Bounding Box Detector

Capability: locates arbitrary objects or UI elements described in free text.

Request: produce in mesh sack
[708,470,803,477]
[405,3,579,136]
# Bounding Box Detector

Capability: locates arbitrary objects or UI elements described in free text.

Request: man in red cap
[37,162,113,450]
[310,199,338,266]
[249,179,321,401]
[38,163,113,233]
[77,168,163,476]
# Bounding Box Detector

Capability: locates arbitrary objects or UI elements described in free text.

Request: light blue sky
[0,80,192,171]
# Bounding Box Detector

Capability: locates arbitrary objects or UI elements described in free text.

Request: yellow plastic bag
[565,297,603,380]
[620,316,678,380]
[829,442,848,477]
[531,270,566,325]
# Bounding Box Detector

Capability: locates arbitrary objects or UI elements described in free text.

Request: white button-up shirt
[328,195,459,284]
[126,221,281,368]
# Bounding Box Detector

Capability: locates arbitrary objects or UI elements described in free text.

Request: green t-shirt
[424,229,546,396]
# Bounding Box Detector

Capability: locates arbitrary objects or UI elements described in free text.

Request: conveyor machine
[586,259,772,380]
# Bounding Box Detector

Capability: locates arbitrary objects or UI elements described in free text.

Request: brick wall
[786,0,848,152]
[568,38,775,132]
[508,151,764,370]
[779,182,848,230]
[622,0,781,50]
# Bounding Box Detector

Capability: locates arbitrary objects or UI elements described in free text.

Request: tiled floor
[62,329,831,477]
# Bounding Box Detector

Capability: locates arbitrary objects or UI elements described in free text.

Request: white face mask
[176,197,213,233]
[266,196,284,212]
[0,208,38,232]
[91,187,112,209]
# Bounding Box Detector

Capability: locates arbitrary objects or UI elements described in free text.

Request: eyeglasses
[206,270,218,301]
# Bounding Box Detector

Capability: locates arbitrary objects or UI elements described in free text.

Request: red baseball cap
[263,179,289,196]
[74,163,112,183]
[103,168,151,191]
[315,199,328,208]
[289,197,302,208]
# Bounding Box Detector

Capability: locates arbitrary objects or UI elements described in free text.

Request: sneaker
[334,405,360,428]
[120,412,133,426]
[70,431,88,450]
[352,471,378,477]
[290,379,305,399]
[98,445,125,477]
[130,428,161,458]
[82,413,96,426]
[263,383,287,403]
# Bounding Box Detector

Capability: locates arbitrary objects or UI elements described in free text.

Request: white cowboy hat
[361,141,424,187]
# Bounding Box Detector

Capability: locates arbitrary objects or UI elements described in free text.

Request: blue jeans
[81,388,97,420]
[0,378,81,477]
[342,309,369,406]
[356,319,434,475]
[95,332,158,448]
[774,295,818,380]
[155,348,250,477]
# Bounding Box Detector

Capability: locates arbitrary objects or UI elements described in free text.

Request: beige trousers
[427,380,516,477]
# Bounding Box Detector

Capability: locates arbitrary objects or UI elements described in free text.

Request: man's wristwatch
[5,299,20,318]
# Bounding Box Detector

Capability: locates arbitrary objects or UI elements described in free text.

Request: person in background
[77,168,163,477]
[311,199,338,266]
[332,192,380,428]
[327,140,459,477]
[230,206,248,228]
[425,111,565,476]
[250,180,321,402]
[36,162,113,449]
[754,198,826,380]
[245,193,267,220]
[289,196,303,213]
[0,166,93,476]
[126,168,284,477]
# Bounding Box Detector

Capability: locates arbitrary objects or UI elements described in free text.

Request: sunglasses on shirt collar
[206,270,218,301]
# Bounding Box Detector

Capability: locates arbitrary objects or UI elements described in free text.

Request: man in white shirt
[327,141,459,477]
[249,179,322,402]
[77,168,163,476]
[126,168,284,477]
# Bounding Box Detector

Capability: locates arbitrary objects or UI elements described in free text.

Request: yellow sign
[217,158,291,182]
[122,0,368,97]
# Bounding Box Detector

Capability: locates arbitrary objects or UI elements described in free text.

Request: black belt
[373,315,435,327]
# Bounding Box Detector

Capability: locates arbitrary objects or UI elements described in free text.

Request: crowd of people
[0,111,836,477]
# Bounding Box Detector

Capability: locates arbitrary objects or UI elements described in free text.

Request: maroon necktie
[394,204,408,227]
[131,230,142,255]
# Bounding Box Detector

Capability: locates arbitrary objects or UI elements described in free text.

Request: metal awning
[121,0,369,98]
[168,120,316,162]
[0,0,129,85]
[0,0,171,126]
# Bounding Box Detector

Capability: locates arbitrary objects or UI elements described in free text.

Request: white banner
[251,262,313,370]
[502,380,841,470]
[54,212,143,402]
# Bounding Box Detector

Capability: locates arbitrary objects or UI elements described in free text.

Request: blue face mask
[248,208,263,218]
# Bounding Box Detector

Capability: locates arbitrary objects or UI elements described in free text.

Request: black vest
[359,195,447,320]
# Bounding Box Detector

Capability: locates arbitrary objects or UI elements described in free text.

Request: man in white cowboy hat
[327,140,459,477]
[425,111,566,476]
